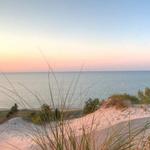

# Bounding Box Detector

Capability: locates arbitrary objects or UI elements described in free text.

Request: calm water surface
[0,71,150,109]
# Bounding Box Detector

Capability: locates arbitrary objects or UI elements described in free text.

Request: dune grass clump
[103,88,150,109]
[104,94,139,109]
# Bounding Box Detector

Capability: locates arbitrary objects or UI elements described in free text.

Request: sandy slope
[0,107,150,149]
[67,107,150,136]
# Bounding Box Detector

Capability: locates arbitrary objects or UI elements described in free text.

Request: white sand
[0,118,38,150]
[0,107,150,149]
[67,107,150,135]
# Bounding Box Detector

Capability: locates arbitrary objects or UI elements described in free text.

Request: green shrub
[138,88,150,104]
[41,104,51,113]
[41,104,52,119]
[6,103,18,118]
[39,104,52,122]
[28,104,52,124]
[104,94,139,109]
[83,98,100,114]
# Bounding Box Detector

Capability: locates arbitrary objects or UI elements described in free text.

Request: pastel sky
[0,0,150,72]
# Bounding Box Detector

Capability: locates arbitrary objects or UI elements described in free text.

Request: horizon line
[2,70,150,74]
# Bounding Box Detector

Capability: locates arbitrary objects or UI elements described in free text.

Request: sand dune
[0,107,150,149]
[67,107,150,136]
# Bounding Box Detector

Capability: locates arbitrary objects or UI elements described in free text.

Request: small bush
[39,104,52,122]
[28,104,52,124]
[29,104,63,124]
[83,98,100,114]
[40,104,52,121]
[6,103,18,118]
[104,94,139,109]
[138,88,150,104]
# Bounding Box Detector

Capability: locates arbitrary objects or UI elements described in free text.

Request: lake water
[0,71,150,109]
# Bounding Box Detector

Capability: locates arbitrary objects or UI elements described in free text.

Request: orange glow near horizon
[1,32,150,72]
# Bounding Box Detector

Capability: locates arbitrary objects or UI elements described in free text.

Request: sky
[0,0,150,72]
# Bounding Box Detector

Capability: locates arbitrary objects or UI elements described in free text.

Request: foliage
[40,104,52,121]
[41,104,52,113]
[29,104,63,124]
[83,98,100,114]
[29,104,52,124]
[138,87,150,104]
[104,94,139,109]
[54,108,61,120]
[6,103,18,118]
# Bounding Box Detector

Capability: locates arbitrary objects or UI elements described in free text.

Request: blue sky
[0,0,150,71]
[1,0,150,39]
